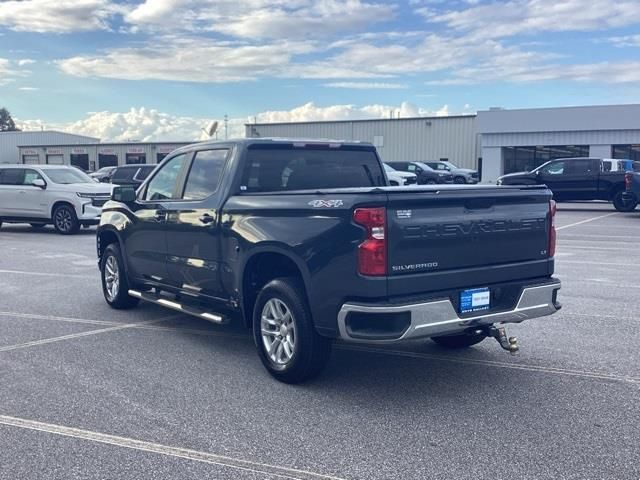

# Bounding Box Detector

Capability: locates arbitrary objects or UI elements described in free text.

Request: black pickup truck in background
[97,139,561,383]
[497,157,640,212]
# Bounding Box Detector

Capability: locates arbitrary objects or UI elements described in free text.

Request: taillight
[549,199,557,258]
[625,172,633,190]
[353,207,387,276]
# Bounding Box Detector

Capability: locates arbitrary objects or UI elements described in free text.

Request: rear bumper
[337,278,561,343]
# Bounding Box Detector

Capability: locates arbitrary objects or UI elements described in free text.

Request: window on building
[612,145,640,162]
[502,145,589,174]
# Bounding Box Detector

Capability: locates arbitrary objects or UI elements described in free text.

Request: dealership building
[2,104,639,182]
[247,103,640,183]
[0,131,191,171]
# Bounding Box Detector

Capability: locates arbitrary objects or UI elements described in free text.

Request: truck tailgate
[385,186,553,296]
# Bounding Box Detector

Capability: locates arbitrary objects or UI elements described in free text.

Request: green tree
[0,108,20,132]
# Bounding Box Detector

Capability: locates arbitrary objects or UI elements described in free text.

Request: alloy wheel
[55,208,73,232]
[104,255,120,301]
[260,298,297,365]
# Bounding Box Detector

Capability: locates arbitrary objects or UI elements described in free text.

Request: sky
[1,0,639,141]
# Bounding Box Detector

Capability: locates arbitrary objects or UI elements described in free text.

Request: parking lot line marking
[0,311,121,327]
[0,269,94,279]
[556,212,618,231]
[0,415,346,480]
[0,317,176,353]
[559,245,638,252]
[336,345,640,384]
[557,260,640,267]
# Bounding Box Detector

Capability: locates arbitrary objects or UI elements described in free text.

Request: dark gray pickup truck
[97,138,561,383]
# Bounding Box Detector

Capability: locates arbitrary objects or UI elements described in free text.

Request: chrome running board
[128,289,228,325]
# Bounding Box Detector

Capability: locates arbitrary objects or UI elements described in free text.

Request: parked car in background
[90,166,117,183]
[383,163,417,186]
[97,138,560,383]
[497,157,640,212]
[110,164,155,187]
[0,164,112,234]
[423,160,479,184]
[623,163,640,210]
[387,161,453,184]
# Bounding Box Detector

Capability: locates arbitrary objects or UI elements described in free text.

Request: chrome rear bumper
[337,280,561,343]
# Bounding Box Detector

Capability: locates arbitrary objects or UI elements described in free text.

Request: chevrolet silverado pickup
[97,139,561,383]
[498,157,639,212]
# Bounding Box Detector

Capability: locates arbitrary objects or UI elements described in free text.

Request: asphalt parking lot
[1,203,639,480]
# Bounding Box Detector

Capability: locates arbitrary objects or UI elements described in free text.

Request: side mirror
[32,178,46,189]
[111,185,136,203]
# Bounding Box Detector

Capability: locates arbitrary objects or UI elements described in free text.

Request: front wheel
[53,204,80,235]
[426,179,437,185]
[431,332,486,349]
[612,191,637,212]
[100,243,139,309]
[454,176,466,184]
[253,277,331,383]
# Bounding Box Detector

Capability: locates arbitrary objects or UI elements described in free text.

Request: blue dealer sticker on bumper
[460,288,490,314]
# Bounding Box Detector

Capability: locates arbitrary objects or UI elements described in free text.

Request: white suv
[0,165,113,234]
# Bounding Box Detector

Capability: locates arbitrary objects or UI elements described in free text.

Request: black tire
[100,243,139,309]
[454,176,466,184]
[612,190,637,212]
[426,179,437,185]
[30,223,46,229]
[253,277,331,384]
[431,332,486,349]
[52,204,80,235]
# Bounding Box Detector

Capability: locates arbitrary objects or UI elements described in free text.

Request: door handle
[153,211,167,222]
[198,213,214,224]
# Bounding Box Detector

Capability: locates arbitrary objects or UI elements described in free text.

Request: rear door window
[0,169,25,185]
[241,144,385,192]
[182,149,228,200]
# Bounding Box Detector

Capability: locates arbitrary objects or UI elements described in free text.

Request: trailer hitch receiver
[487,326,519,354]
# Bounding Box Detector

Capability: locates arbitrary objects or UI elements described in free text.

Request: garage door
[46,154,64,165]
[22,155,40,164]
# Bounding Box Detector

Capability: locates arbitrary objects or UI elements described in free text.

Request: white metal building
[477,104,640,183]
[17,141,191,171]
[0,131,98,164]
[245,115,480,170]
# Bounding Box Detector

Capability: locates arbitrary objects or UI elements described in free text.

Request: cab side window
[407,164,416,172]
[143,154,188,201]
[541,161,564,175]
[23,169,43,185]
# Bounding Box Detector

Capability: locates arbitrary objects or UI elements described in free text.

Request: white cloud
[18,59,36,66]
[16,102,456,142]
[323,82,408,89]
[0,0,120,33]
[426,0,640,39]
[57,38,316,82]
[0,58,32,86]
[125,0,393,39]
[608,34,640,47]
[18,87,40,91]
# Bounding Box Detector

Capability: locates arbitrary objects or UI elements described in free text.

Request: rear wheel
[100,243,139,309]
[253,277,331,383]
[431,332,486,349]
[426,179,437,185]
[454,176,466,184]
[612,191,637,212]
[53,204,80,235]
